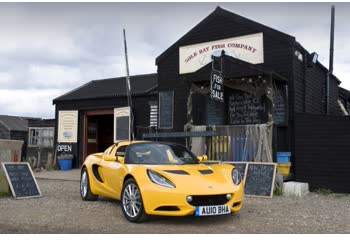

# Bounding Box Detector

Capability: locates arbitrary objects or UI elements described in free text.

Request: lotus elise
[80,141,244,222]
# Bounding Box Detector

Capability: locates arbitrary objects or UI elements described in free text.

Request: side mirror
[117,157,125,164]
[197,155,208,162]
[104,155,116,162]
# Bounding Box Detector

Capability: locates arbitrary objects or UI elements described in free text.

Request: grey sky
[0,2,349,118]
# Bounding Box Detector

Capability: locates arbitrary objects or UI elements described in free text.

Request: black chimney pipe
[326,5,335,114]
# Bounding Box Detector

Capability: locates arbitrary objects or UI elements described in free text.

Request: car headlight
[232,169,241,186]
[147,170,176,188]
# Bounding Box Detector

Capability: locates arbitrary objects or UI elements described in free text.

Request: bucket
[278,162,291,176]
[58,159,73,171]
[277,152,291,164]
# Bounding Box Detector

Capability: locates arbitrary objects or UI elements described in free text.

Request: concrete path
[34,169,80,182]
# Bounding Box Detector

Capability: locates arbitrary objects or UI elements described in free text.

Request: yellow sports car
[80,141,244,222]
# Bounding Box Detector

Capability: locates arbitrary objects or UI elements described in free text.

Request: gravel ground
[0,179,349,234]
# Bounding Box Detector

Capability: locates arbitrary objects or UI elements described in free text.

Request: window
[114,107,130,142]
[149,101,158,127]
[159,91,174,129]
[28,127,54,147]
[125,143,198,165]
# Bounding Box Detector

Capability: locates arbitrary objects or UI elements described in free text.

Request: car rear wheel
[80,168,98,201]
[121,178,147,223]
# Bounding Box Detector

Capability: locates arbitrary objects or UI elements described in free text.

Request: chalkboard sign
[224,162,248,183]
[207,97,225,125]
[272,91,287,125]
[1,162,41,199]
[244,163,276,198]
[159,91,174,129]
[228,90,267,125]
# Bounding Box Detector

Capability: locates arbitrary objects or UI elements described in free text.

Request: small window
[159,91,174,129]
[149,101,158,127]
[28,127,54,147]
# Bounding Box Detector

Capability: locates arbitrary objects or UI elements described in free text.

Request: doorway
[82,110,114,163]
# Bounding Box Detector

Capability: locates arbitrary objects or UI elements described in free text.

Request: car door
[98,145,128,200]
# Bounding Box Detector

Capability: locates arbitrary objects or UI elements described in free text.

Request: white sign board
[114,107,131,142]
[57,110,78,143]
[179,33,264,74]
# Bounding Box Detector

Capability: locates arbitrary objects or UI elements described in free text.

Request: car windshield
[125,143,198,165]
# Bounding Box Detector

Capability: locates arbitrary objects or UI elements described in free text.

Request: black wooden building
[54,7,350,192]
[53,74,158,168]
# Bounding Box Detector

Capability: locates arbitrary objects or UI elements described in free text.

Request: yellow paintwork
[81,140,244,216]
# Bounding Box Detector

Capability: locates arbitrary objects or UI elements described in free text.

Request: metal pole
[123,29,134,140]
[326,5,335,115]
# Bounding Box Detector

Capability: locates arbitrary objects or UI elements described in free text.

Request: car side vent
[198,169,213,175]
[92,164,104,183]
[163,170,189,175]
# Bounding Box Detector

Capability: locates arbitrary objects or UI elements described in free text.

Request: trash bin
[277,152,291,176]
[277,152,291,163]
[57,154,74,171]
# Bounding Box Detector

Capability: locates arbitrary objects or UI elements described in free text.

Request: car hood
[128,163,237,194]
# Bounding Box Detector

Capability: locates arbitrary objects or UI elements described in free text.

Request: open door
[114,107,131,142]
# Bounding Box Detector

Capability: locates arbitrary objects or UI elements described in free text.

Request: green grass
[0,192,9,198]
[315,188,333,195]
[273,188,283,196]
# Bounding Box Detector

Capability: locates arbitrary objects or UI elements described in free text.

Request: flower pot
[58,159,73,171]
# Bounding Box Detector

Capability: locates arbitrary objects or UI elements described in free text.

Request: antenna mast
[123,28,134,140]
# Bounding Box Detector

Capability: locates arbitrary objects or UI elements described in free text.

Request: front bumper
[141,184,244,217]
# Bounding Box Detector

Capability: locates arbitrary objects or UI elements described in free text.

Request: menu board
[272,91,287,125]
[1,162,42,199]
[206,97,225,125]
[244,163,277,198]
[159,91,174,129]
[228,90,267,125]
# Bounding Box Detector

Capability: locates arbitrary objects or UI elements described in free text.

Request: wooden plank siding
[54,95,157,164]
[294,113,350,193]
[157,9,295,146]
[293,44,341,116]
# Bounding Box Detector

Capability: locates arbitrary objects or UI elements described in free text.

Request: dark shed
[53,74,158,167]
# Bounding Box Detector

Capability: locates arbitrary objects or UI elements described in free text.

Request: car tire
[121,178,148,223]
[80,168,98,201]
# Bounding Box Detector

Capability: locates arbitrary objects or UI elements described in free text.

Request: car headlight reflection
[147,169,176,188]
[232,169,241,186]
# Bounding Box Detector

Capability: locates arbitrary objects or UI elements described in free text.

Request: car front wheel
[80,168,98,201]
[121,178,147,223]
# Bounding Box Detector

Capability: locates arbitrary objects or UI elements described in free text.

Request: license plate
[195,205,231,216]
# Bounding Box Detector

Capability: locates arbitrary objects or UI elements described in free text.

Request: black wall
[293,45,341,115]
[294,113,350,193]
[156,10,295,145]
[54,94,157,165]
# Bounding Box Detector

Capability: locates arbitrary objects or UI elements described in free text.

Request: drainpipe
[326,5,335,115]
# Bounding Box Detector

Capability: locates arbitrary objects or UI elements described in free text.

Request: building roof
[0,115,32,132]
[156,6,295,65]
[339,87,350,101]
[53,73,158,103]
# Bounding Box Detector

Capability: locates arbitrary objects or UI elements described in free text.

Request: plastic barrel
[58,159,73,171]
